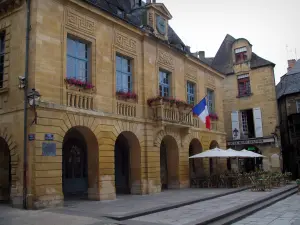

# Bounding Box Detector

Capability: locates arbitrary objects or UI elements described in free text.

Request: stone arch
[189,138,204,182]
[160,135,180,190]
[114,131,141,195]
[154,129,181,148]
[62,126,99,200]
[0,128,18,202]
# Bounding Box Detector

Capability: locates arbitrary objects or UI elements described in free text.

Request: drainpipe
[23,0,31,209]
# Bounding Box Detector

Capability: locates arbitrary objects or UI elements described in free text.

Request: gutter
[23,0,31,209]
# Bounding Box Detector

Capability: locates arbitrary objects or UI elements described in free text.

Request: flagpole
[178,95,208,124]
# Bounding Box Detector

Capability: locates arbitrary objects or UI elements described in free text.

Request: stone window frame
[0,21,10,94]
[112,45,138,101]
[66,35,91,83]
[115,53,133,93]
[159,69,171,97]
[156,59,175,98]
[186,80,196,105]
[63,28,96,93]
[206,88,215,113]
[237,74,252,97]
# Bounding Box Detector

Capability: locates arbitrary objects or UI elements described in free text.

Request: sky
[156,0,300,84]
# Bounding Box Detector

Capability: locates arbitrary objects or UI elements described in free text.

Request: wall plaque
[42,143,56,156]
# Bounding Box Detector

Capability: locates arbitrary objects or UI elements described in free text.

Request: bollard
[296,179,300,195]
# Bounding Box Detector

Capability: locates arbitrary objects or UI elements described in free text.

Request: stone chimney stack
[287,59,296,72]
[146,0,151,4]
[198,51,205,59]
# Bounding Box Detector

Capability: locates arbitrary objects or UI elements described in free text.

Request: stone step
[104,187,249,221]
[186,184,297,225]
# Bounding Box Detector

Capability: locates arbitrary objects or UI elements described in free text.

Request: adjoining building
[0,0,226,208]
[276,59,300,179]
[206,34,281,172]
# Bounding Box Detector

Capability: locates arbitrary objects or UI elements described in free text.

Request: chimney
[152,0,156,3]
[287,59,296,72]
[185,46,191,52]
[146,0,151,3]
[198,51,205,59]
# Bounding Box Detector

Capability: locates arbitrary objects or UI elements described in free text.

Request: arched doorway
[189,139,203,184]
[242,145,262,172]
[0,137,11,202]
[209,140,219,175]
[160,135,179,190]
[114,132,141,195]
[62,127,99,199]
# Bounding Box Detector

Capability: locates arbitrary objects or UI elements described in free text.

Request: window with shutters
[159,70,170,97]
[186,81,195,105]
[235,47,247,64]
[240,109,255,139]
[0,31,5,88]
[297,100,300,113]
[116,54,132,92]
[237,74,251,97]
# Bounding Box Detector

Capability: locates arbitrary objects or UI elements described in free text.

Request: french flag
[192,97,211,129]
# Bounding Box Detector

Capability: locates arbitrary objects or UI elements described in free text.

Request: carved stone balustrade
[67,91,93,110]
[149,98,193,128]
[116,101,136,117]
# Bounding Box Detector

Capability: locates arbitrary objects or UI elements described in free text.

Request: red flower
[65,78,94,89]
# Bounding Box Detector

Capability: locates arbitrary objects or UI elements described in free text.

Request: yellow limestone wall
[0,0,227,209]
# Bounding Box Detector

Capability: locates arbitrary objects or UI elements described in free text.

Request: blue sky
[157,0,300,84]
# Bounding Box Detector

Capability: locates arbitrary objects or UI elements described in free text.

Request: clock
[156,15,166,35]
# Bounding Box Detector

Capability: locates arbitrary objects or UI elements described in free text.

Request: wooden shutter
[253,107,263,138]
[231,111,240,140]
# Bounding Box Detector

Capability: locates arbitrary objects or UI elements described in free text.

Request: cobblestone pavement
[0,188,239,225]
[232,194,300,225]
[47,188,238,218]
[132,189,281,225]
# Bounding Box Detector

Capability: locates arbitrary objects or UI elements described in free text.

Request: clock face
[156,15,166,35]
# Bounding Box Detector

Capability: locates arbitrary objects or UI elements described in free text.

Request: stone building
[207,34,281,172]
[0,0,226,208]
[276,59,300,179]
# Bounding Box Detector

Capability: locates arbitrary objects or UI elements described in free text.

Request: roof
[82,0,186,51]
[81,0,221,71]
[209,34,275,75]
[276,59,300,99]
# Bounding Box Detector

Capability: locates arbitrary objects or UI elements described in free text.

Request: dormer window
[235,47,247,63]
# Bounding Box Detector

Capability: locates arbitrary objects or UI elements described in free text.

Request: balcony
[148,97,193,128]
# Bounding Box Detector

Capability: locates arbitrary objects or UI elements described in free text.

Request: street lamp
[27,88,41,125]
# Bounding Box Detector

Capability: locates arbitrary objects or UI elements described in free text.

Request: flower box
[209,113,219,120]
[65,78,94,90]
[147,96,193,110]
[116,91,138,102]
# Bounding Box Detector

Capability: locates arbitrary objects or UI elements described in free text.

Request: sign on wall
[28,134,35,141]
[42,142,56,156]
[44,133,54,141]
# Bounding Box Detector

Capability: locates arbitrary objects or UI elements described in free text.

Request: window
[240,109,255,138]
[235,47,247,63]
[116,55,132,92]
[186,81,195,105]
[0,31,5,88]
[67,36,89,82]
[159,70,170,97]
[297,100,300,113]
[207,89,215,113]
[238,74,251,97]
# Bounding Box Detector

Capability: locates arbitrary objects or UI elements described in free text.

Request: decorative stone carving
[207,73,216,86]
[186,64,197,81]
[158,50,174,68]
[148,11,154,27]
[115,31,137,53]
[65,8,95,35]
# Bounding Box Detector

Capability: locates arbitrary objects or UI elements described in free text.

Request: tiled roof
[276,59,300,99]
[209,34,275,75]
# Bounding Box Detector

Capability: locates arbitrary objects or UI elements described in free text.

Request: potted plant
[116,91,138,102]
[65,78,94,90]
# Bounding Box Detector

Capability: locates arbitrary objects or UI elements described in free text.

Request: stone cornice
[0,0,24,18]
